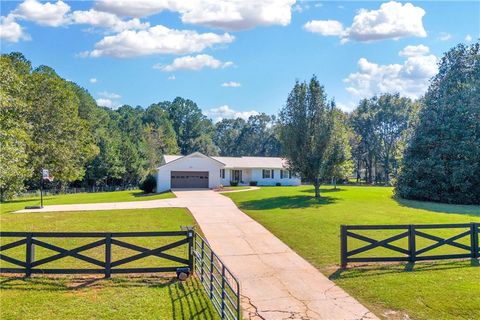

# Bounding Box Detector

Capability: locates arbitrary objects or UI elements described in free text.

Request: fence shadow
[329,259,478,281]
[394,197,480,217]
[239,195,337,210]
[169,278,217,320]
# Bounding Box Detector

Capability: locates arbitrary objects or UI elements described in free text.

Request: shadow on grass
[299,187,346,194]
[170,278,217,320]
[394,197,480,217]
[239,195,338,210]
[329,259,479,281]
[132,191,172,198]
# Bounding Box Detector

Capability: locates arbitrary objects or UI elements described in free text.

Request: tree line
[0,52,280,200]
[1,42,478,204]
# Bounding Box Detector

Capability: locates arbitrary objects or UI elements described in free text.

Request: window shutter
[271,170,274,179]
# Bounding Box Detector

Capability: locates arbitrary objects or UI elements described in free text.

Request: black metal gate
[193,233,241,320]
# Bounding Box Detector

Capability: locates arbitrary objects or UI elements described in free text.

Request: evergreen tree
[396,43,480,204]
[279,76,334,198]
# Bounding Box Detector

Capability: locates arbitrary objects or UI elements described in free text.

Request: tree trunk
[333,178,337,190]
[314,178,321,198]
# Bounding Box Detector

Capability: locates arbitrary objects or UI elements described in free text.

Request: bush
[276,182,281,186]
[230,181,239,186]
[249,181,258,186]
[140,174,157,194]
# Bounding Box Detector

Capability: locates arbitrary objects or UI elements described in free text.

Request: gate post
[408,225,416,263]
[188,230,194,272]
[340,225,347,268]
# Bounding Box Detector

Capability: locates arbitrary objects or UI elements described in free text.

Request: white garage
[156,152,224,192]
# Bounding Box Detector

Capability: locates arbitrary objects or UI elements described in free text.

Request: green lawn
[226,186,480,320]
[0,208,218,320]
[0,189,175,214]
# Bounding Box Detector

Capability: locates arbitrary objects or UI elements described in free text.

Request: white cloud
[95,0,177,18]
[95,0,295,31]
[465,34,473,42]
[153,54,233,72]
[305,1,427,42]
[399,44,429,57]
[71,9,149,32]
[438,32,451,41]
[89,78,97,84]
[0,15,30,42]
[303,20,344,36]
[98,91,121,99]
[205,105,259,122]
[221,81,241,87]
[344,45,437,99]
[83,25,234,58]
[96,98,117,108]
[13,0,70,27]
[167,75,176,80]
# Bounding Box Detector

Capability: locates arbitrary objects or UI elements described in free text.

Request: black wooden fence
[341,223,480,268]
[0,231,193,277]
[192,233,241,320]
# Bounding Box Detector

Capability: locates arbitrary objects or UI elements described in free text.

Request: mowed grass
[0,189,175,214]
[0,208,218,320]
[226,186,480,320]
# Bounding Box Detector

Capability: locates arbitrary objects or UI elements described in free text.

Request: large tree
[350,94,415,184]
[0,55,32,200]
[162,97,217,155]
[396,43,480,204]
[26,66,98,186]
[279,76,334,198]
[323,109,353,188]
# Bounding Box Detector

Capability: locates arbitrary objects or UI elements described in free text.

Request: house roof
[160,153,289,169]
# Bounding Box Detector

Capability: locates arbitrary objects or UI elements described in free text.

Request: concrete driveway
[17,189,377,320]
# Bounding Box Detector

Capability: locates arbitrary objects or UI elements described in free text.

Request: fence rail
[193,233,240,320]
[341,223,479,267]
[0,231,193,277]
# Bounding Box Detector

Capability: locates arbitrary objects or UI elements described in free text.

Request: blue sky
[1,1,478,120]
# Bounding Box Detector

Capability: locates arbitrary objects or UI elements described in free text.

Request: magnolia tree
[396,42,480,204]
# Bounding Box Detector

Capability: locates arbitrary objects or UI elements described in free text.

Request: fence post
[221,265,226,318]
[471,223,479,259]
[408,225,416,263]
[188,230,194,272]
[340,225,347,268]
[105,233,112,278]
[25,234,34,277]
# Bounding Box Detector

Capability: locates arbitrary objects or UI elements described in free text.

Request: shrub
[249,181,258,186]
[140,174,157,194]
[276,182,281,186]
[230,181,239,186]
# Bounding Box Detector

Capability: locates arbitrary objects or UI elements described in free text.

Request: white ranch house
[156,152,301,192]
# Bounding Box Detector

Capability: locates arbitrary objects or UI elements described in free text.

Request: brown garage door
[171,171,209,188]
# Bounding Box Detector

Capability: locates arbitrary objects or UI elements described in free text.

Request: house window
[280,170,292,179]
[262,169,274,179]
[220,169,225,179]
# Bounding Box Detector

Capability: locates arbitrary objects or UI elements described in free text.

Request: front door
[231,170,242,183]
